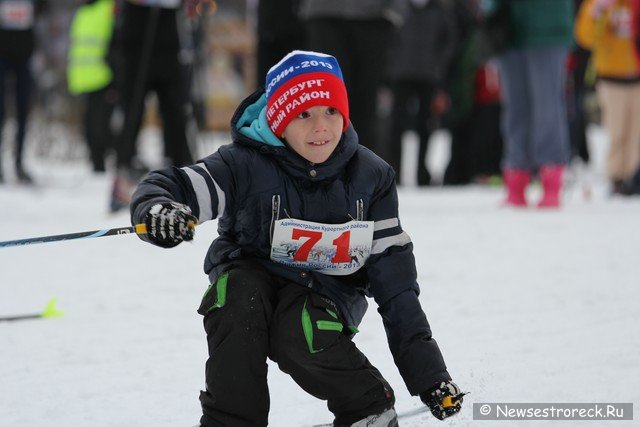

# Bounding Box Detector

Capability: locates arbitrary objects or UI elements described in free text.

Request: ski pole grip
[133,221,195,236]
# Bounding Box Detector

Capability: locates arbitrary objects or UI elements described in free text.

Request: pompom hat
[265,50,350,137]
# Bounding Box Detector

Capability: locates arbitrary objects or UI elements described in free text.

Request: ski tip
[41,297,63,319]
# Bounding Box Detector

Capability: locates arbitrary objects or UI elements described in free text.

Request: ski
[312,406,429,427]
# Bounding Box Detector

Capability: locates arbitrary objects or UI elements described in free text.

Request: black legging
[0,56,32,169]
[387,80,435,185]
[115,3,193,170]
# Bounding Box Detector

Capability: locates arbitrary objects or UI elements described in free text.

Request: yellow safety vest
[67,0,115,95]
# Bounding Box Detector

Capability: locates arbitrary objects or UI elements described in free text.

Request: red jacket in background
[474,62,501,105]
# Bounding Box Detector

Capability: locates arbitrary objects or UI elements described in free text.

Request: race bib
[270,219,374,276]
[0,1,34,30]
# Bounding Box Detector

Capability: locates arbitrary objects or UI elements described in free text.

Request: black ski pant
[198,260,394,427]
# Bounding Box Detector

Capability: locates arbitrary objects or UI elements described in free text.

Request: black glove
[420,381,465,420]
[144,202,197,247]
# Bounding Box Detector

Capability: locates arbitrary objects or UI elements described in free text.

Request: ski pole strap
[0,224,148,248]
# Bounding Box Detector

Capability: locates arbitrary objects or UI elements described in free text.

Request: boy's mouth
[308,140,330,146]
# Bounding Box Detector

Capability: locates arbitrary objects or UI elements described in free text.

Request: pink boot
[537,165,564,208]
[503,169,531,207]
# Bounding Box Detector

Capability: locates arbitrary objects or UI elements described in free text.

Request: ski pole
[0,297,63,322]
[0,224,147,248]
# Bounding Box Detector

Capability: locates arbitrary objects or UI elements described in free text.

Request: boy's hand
[430,91,451,117]
[144,202,197,247]
[421,381,465,420]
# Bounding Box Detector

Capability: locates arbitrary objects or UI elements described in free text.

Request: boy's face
[282,106,344,164]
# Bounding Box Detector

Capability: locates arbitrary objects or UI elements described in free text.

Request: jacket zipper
[269,194,280,245]
[356,199,364,221]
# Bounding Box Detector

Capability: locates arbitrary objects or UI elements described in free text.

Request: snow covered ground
[1,126,639,426]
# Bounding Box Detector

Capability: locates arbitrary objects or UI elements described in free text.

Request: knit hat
[265,50,349,137]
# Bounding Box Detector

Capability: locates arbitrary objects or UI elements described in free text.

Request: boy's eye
[297,111,311,119]
[326,107,337,115]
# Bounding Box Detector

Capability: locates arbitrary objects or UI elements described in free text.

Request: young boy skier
[131,51,463,427]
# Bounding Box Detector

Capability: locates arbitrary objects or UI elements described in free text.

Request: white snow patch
[1,125,639,426]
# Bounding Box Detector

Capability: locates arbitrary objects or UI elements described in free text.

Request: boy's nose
[312,116,328,132]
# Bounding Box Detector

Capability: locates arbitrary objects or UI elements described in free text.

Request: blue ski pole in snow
[0,224,148,248]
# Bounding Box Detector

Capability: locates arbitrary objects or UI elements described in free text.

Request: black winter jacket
[0,0,43,60]
[130,88,451,395]
[386,0,459,85]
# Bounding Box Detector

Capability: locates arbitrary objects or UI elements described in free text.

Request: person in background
[567,0,592,166]
[0,0,46,184]
[447,60,504,185]
[384,0,458,186]
[495,0,574,208]
[575,0,640,194]
[110,0,193,212]
[443,0,504,186]
[256,0,306,87]
[68,0,117,174]
[622,0,640,195]
[298,0,407,154]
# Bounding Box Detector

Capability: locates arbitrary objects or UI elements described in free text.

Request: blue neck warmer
[236,94,285,147]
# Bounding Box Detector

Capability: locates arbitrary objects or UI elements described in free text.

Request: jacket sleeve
[365,168,451,395]
[130,151,236,246]
[574,0,598,50]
